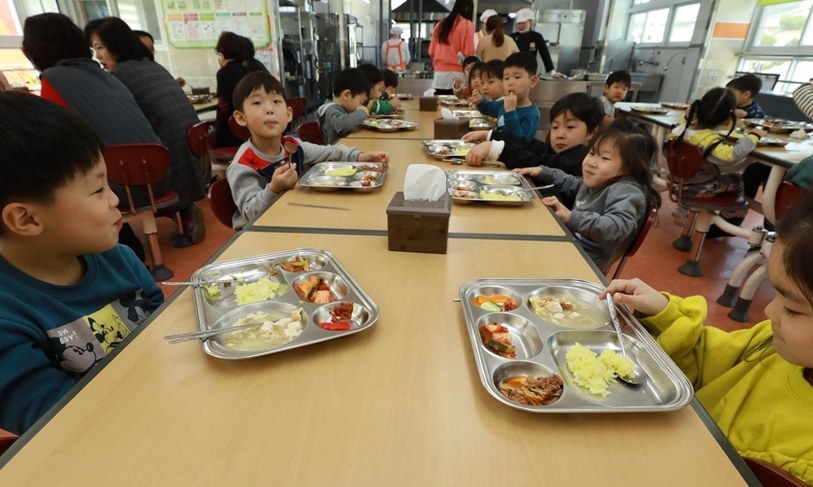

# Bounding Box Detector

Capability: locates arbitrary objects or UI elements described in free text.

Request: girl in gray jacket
[516,119,661,272]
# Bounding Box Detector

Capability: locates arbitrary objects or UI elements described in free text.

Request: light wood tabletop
[251,138,567,238]
[345,99,465,140]
[0,232,751,485]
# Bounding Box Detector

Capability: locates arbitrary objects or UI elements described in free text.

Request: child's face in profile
[234,87,292,140]
[463,63,475,80]
[729,88,752,107]
[549,111,592,154]
[384,85,397,95]
[765,242,813,369]
[480,74,504,100]
[35,158,122,254]
[502,66,538,102]
[370,81,385,100]
[340,91,368,112]
[604,82,629,103]
[581,138,624,189]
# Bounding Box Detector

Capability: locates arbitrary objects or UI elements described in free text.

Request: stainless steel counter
[530,80,590,132]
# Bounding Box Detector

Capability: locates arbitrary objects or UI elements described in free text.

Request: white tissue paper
[404,164,447,201]
[789,128,808,140]
[440,108,456,120]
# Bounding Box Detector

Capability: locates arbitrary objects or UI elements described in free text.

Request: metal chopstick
[163,322,265,344]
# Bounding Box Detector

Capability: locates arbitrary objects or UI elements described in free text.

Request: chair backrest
[288,97,306,127]
[228,114,251,141]
[609,206,659,280]
[0,427,18,456]
[665,140,706,203]
[743,457,807,487]
[103,143,172,214]
[187,121,213,181]
[207,177,237,229]
[297,121,324,144]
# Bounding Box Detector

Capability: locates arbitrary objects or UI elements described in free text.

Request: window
[626,2,700,45]
[750,0,812,49]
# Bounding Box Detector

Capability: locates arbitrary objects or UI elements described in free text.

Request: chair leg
[728,264,769,322]
[140,213,174,281]
[171,210,192,248]
[717,251,765,307]
[678,211,712,277]
[672,209,697,252]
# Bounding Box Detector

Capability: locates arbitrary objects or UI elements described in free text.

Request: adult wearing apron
[381,26,410,72]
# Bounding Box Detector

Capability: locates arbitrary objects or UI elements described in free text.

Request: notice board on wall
[162,0,270,48]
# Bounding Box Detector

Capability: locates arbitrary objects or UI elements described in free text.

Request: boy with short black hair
[475,59,505,101]
[316,67,371,144]
[228,71,389,229]
[600,70,631,120]
[381,68,399,96]
[727,73,767,119]
[470,52,540,140]
[0,92,164,435]
[357,63,398,115]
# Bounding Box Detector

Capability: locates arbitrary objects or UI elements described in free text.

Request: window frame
[743,0,813,56]
[625,0,701,47]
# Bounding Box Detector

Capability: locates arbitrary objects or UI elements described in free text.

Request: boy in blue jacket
[0,92,164,435]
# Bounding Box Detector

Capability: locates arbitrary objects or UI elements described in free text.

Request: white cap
[390,25,403,36]
[515,8,534,23]
[480,9,497,23]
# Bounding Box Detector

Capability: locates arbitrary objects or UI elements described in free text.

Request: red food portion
[318,302,355,331]
[319,321,353,331]
[478,323,516,358]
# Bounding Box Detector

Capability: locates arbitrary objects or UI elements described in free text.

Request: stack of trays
[190,249,379,359]
[459,279,693,412]
[446,170,535,206]
[299,162,387,193]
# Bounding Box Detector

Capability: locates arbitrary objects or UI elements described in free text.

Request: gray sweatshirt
[317,101,368,144]
[226,138,360,229]
[537,168,648,273]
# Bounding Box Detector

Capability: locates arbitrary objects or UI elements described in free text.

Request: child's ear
[340,89,352,100]
[285,105,293,124]
[233,110,248,127]
[529,74,539,88]
[2,202,44,237]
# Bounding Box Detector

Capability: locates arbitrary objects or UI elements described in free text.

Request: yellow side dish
[325,167,357,177]
[234,278,287,305]
[565,343,634,397]
[479,190,521,201]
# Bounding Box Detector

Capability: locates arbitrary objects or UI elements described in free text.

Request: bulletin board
[162,0,270,48]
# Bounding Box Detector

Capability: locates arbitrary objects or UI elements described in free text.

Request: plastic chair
[665,140,751,277]
[0,427,17,456]
[287,97,307,133]
[207,177,237,229]
[297,121,324,144]
[743,457,807,487]
[210,114,248,167]
[187,121,212,183]
[606,207,659,280]
[718,181,808,321]
[104,143,180,280]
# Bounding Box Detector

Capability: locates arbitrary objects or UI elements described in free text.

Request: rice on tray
[565,342,634,397]
[234,278,287,305]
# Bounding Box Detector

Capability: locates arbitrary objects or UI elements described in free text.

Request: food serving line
[0,101,759,485]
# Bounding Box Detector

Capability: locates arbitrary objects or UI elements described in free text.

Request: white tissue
[790,128,808,140]
[440,108,456,120]
[404,164,447,201]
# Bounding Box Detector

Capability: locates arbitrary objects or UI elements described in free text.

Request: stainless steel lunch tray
[459,279,693,412]
[298,162,387,193]
[630,104,670,115]
[450,109,485,119]
[361,119,417,132]
[437,96,469,107]
[469,118,495,129]
[190,248,379,360]
[446,169,535,206]
[421,139,475,159]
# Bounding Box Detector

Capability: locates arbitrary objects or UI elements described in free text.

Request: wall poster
[162,0,270,48]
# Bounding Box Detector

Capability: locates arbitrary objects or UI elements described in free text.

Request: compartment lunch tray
[298,162,387,192]
[459,278,694,412]
[360,119,417,132]
[421,139,474,159]
[446,169,535,206]
[191,248,379,360]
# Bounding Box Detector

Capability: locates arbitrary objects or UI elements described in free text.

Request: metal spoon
[606,294,647,385]
[441,157,502,168]
[163,322,265,344]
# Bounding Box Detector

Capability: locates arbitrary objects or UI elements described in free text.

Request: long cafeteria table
[0,231,757,485]
[615,102,813,222]
[251,137,568,239]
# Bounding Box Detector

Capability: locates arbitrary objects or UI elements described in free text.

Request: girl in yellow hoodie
[602,193,813,485]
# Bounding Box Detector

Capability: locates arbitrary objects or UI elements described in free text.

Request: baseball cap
[480,9,497,23]
[515,8,534,23]
[390,25,403,35]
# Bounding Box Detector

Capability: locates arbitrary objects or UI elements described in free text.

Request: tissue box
[434,118,470,139]
[386,191,451,254]
[419,96,438,111]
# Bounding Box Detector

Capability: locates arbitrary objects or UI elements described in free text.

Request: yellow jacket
[640,294,813,484]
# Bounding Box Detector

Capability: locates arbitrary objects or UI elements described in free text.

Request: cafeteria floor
[150,195,773,333]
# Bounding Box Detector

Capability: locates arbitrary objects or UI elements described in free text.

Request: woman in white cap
[428,0,475,95]
[510,8,555,74]
[381,25,410,72]
[474,9,497,49]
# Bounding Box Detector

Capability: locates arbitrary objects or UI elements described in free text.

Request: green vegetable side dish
[233,278,289,305]
[479,301,502,311]
[204,284,221,299]
[479,190,521,201]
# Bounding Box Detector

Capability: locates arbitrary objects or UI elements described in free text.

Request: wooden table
[345,99,479,141]
[251,138,567,238]
[0,232,753,485]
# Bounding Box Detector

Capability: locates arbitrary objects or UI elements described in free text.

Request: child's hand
[358,105,369,115]
[600,278,669,317]
[358,151,389,164]
[541,196,570,223]
[461,130,488,143]
[503,91,517,112]
[268,162,298,194]
[465,142,491,166]
[513,166,542,178]
[453,78,463,90]
[734,108,747,119]
[391,97,402,110]
[469,90,482,106]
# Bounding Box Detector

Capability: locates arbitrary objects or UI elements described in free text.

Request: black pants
[434,89,453,95]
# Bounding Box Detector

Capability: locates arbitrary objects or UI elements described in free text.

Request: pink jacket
[428,17,475,72]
